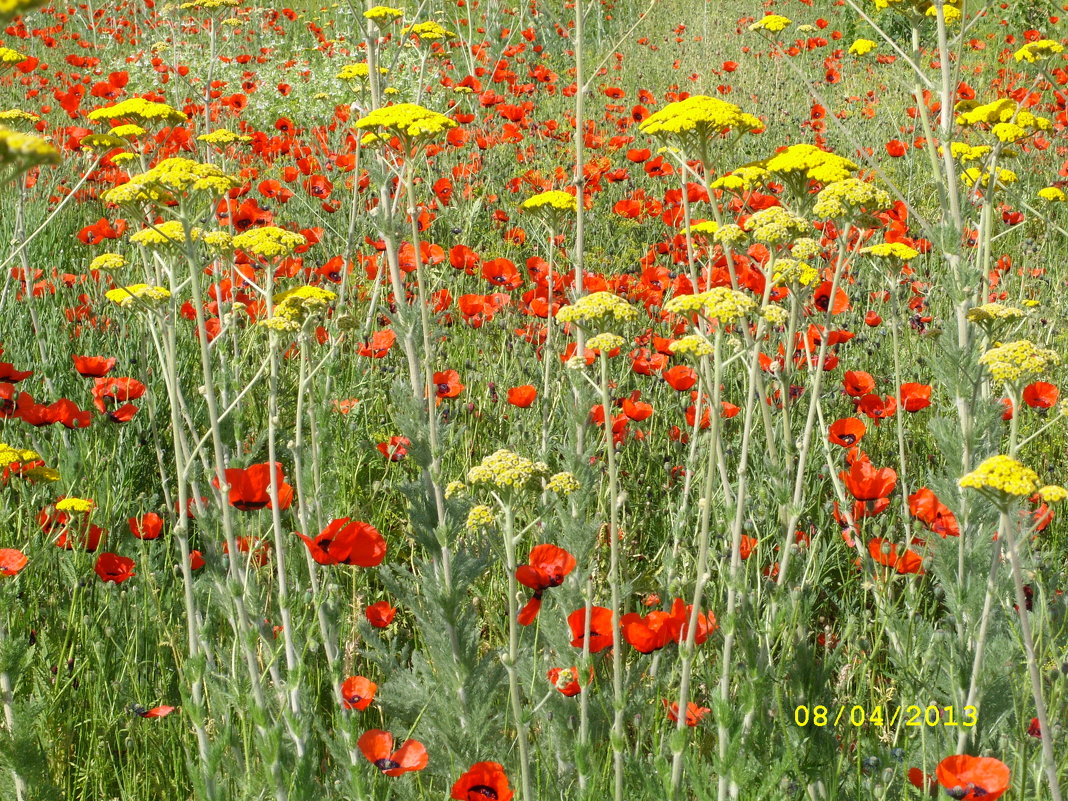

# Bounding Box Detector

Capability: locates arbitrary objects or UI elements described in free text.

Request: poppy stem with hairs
[598,350,626,801]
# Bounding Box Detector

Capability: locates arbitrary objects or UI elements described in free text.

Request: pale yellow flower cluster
[102,158,237,204]
[743,205,809,244]
[555,291,638,326]
[1014,40,1063,63]
[130,220,201,247]
[772,258,818,287]
[105,284,172,308]
[860,242,920,261]
[467,449,549,491]
[813,178,892,219]
[90,253,127,271]
[354,102,457,140]
[522,190,577,213]
[546,472,580,495]
[88,98,187,125]
[638,94,762,139]
[978,339,1059,384]
[959,455,1041,497]
[232,226,306,258]
[965,303,1023,324]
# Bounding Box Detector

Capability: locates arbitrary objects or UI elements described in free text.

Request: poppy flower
[341,675,377,710]
[377,436,410,461]
[213,462,294,511]
[190,550,206,571]
[814,280,849,314]
[840,458,897,500]
[843,370,875,397]
[134,705,176,718]
[568,606,615,652]
[899,383,932,412]
[664,699,710,726]
[365,601,396,628]
[128,513,164,540]
[858,393,897,420]
[0,548,28,576]
[358,729,428,776]
[73,355,117,377]
[864,310,882,327]
[1023,381,1058,409]
[547,666,590,696]
[935,755,1009,801]
[828,417,865,447]
[94,552,135,583]
[868,538,924,574]
[908,488,960,538]
[621,598,715,653]
[663,365,698,391]
[358,329,396,358]
[433,370,464,399]
[506,385,537,408]
[451,762,514,801]
[885,139,907,157]
[516,544,576,625]
[296,518,386,567]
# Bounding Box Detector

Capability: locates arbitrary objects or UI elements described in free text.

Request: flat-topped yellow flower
[130,220,201,247]
[749,14,791,32]
[813,178,892,219]
[1014,40,1063,63]
[586,332,624,353]
[465,505,495,530]
[105,284,172,308]
[103,157,237,204]
[88,98,187,125]
[960,166,1017,189]
[522,190,577,214]
[354,102,457,141]
[966,303,1023,324]
[198,129,251,145]
[0,109,38,127]
[669,334,715,357]
[743,205,809,244]
[711,165,770,192]
[959,455,1040,497]
[979,339,1059,384]
[755,143,858,185]
[232,226,306,258]
[364,5,403,22]
[338,63,389,81]
[848,39,877,56]
[55,497,94,513]
[639,94,762,140]
[546,471,580,495]
[1038,186,1067,202]
[555,291,638,326]
[0,126,59,172]
[772,258,818,287]
[860,242,919,261]
[467,449,549,490]
[90,253,127,271]
[401,20,454,39]
[0,443,40,468]
[664,287,756,322]
[0,46,27,63]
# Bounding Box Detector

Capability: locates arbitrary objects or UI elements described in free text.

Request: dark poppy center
[469,787,499,800]
[374,758,401,771]
[437,383,450,394]
[840,434,856,445]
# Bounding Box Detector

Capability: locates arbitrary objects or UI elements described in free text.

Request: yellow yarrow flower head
[555,291,638,327]
[686,220,720,237]
[791,237,821,260]
[772,258,819,287]
[264,285,336,331]
[198,129,252,146]
[130,220,201,247]
[522,189,578,213]
[105,284,172,309]
[860,242,920,261]
[940,142,992,163]
[465,504,496,530]
[742,205,810,244]
[231,226,306,259]
[55,497,94,513]
[0,126,60,175]
[88,98,187,125]
[109,124,146,139]
[959,455,1040,499]
[749,14,791,32]
[0,443,40,469]
[0,109,39,127]
[546,471,580,495]
[0,46,27,64]
[90,253,127,271]
[24,466,60,482]
[639,95,762,149]
[960,166,1017,189]
[586,332,625,353]
[669,333,715,357]
[664,287,756,323]
[0,0,48,23]
[1038,186,1067,202]
[849,39,878,56]
[1037,485,1068,503]
[965,303,1024,324]
[813,178,892,219]
[978,339,1059,384]
[761,304,788,326]
[466,449,549,492]
[444,480,466,499]
[401,20,455,40]
[756,143,859,185]
[711,165,771,192]
[1014,40,1063,63]
[338,63,389,81]
[364,5,403,24]
[354,102,457,143]
[102,157,237,204]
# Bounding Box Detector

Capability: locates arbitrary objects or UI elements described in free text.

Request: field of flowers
[1,0,1067,798]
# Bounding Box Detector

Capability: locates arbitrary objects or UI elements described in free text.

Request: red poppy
[567,606,615,652]
[908,488,960,538]
[547,666,590,696]
[340,675,377,710]
[433,370,464,398]
[358,730,428,777]
[885,139,907,157]
[867,538,924,574]
[377,436,411,461]
[843,370,875,397]
[899,382,932,412]
[73,355,117,377]
[663,365,697,391]
[814,281,849,314]
[128,513,164,540]
[828,417,865,447]
[621,598,715,653]
[516,544,576,625]
[365,601,396,628]
[213,462,294,511]
[190,550,206,571]
[0,548,28,576]
[92,376,146,422]
[358,329,396,358]
[935,755,1010,801]
[296,518,386,567]
[94,552,135,583]
[451,762,514,801]
[506,385,537,408]
[664,699,710,726]
[482,258,523,290]
[840,458,897,500]
[1023,381,1058,409]
[858,393,897,420]
[135,705,175,718]
[864,310,883,327]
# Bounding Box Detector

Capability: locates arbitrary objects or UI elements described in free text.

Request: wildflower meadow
[2,0,1068,798]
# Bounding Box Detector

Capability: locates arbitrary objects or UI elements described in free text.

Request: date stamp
[793,704,977,728]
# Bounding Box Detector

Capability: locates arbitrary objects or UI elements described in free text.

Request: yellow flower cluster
[978,339,1059,383]
[198,129,251,145]
[110,124,146,138]
[180,0,241,8]
[465,504,496,530]
[0,46,27,63]
[772,258,818,287]
[713,224,747,246]
[555,291,638,326]
[848,39,878,56]
[0,0,47,21]
[0,126,59,171]
[1038,485,1068,502]
[55,497,94,513]
[743,205,809,243]
[1038,186,1066,202]
[754,143,858,185]
[959,455,1040,497]
[90,253,127,271]
[364,5,403,22]
[546,471,580,495]
[686,220,720,236]
[467,449,549,490]
[105,284,172,308]
[103,157,237,204]
[711,165,771,192]
[444,480,466,499]
[0,443,40,469]
[956,98,1051,134]
[860,242,919,261]
[965,303,1023,324]
[748,14,791,32]
[872,0,961,21]
[522,190,578,213]
[664,287,756,322]
[813,178,892,219]
[761,304,788,325]
[88,98,187,125]
[1014,40,1063,63]
[639,94,762,140]
[586,332,624,352]
[401,20,454,39]
[261,285,337,331]
[940,142,992,163]
[0,109,38,126]
[338,63,389,80]
[354,102,457,140]
[130,220,201,247]
[960,166,1017,189]
[791,237,821,260]
[669,333,715,357]
[232,226,306,258]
